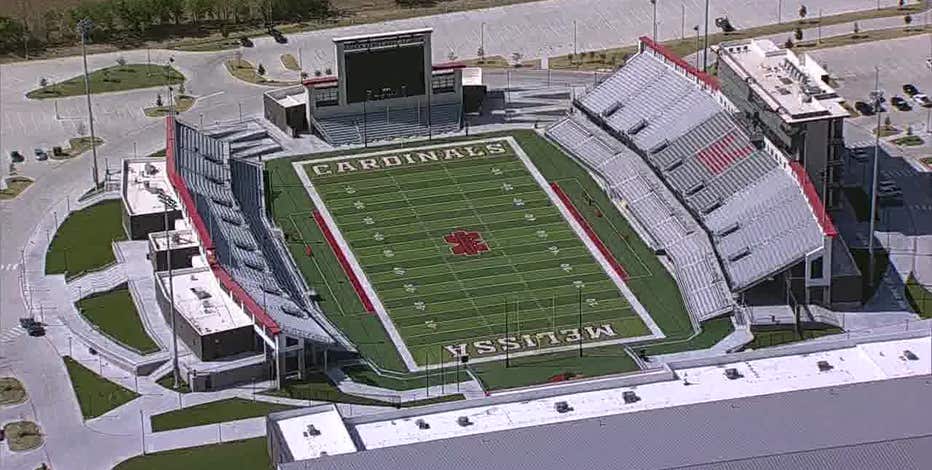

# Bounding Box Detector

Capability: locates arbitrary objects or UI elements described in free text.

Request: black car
[19,317,37,329]
[273,31,288,44]
[239,36,253,48]
[854,101,874,116]
[903,84,919,96]
[891,96,911,111]
[10,150,24,163]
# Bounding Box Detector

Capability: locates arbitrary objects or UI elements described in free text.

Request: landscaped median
[2,421,43,452]
[76,284,159,354]
[63,356,139,419]
[905,274,931,318]
[225,58,297,86]
[27,64,185,99]
[45,199,127,279]
[0,177,34,201]
[144,95,197,118]
[50,137,105,160]
[0,377,27,405]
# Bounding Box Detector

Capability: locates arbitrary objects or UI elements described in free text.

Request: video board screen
[344,44,425,103]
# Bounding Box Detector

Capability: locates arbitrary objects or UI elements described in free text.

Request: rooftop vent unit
[305,424,321,437]
[416,419,430,430]
[554,401,573,413]
[727,247,751,262]
[145,163,159,175]
[190,287,212,300]
[817,360,834,372]
[903,350,919,361]
[725,368,743,380]
[622,391,640,404]
[457,416,473,427]
[627,119,648,136]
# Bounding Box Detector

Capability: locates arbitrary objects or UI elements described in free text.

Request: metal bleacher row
[548,115,733,321]
[547,48,828,318]
[312,102,462,146]
[175,122,336,343]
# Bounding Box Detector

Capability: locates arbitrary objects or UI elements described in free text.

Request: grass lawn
[792,24,930,52]
[0,377,27,405]
[76,284,159,354]
[63,356,139,419]
[549,2,928,70]
[281,53,300,71]
[639,316,734,356]
[150,397,296,432]
[147,148,167,158]
[744,327,843,350]
[873,125,900,137]
[156,373,192,393]
[27,64,184,99]
[343,364,434,391]
[144,95,197,117]
[470,344,640,390]
[264,372,393,406]
[3,421,43,451]
[45,199,127,279]
[891,135,924,147]
[113,438,270,470]
[905,274,932,318]
[851,249,890,303]
[0,177,34,200]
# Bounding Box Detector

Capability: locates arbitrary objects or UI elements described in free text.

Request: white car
[913,93,932,107]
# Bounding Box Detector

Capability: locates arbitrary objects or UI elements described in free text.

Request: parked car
[902,84,919,96]
[272,31,288,44]
[33,148,48,161]
[26,323,46,337]
[9,150,24,163]
[238,36,253,47]
[913,93,932,108]
[19,317,37,329]
[890,96,911,111]
[854,101,874,116]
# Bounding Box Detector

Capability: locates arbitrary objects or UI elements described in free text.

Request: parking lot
[813,34,932,140]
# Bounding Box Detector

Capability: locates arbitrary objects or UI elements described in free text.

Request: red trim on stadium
[638,36,719,91]
[165,116,282,335]
[550,182,630,282]
[788,161,838,238]
[312,210,376,313]
[302,76,338,87]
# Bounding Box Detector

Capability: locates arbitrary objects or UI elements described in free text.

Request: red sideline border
[165,117,282,335]
[639,36,719,91]
[789,161,838,237]
[550,182,630,282]
[312,210,376,313]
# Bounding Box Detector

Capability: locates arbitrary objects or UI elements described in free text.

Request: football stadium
[152,28,866,392]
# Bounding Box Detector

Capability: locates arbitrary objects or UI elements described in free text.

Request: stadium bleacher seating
[313,102,462,146]
[547,47,828,319]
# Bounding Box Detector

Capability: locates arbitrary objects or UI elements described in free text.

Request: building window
[810,256,824,279]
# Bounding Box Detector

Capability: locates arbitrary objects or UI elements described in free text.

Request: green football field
[297,139,650,366]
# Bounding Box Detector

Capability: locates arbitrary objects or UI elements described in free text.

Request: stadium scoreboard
[334,29,434,105]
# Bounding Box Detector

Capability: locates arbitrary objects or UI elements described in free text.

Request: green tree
[0,16,26,53]
[187,0,215,23]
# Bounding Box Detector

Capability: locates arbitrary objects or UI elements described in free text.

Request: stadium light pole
[693,25,701,70]
[868,67,883,287]
[702,0,710,72]
[159,193,181,389]
[681,3,685,39]
[77,18,101,190]
[778,0,783,24]
[363,90,370,147]
[650,0,657,41]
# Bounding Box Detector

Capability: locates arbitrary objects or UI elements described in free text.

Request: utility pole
[778,0,783,24]
[702,0,710,72]
[818,9,823,44]
[868,67,883,287]
[693,25,701,70]
[573,20,578,58]
[77,18,100,190]
[681,3,686,39]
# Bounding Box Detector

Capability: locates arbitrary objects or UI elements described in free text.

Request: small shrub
[257,63,266,75]
[116,56,126,67]
[39,77,48,87]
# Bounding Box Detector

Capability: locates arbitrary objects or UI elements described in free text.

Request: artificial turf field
[297,138,650,366]
[267,131,700,386]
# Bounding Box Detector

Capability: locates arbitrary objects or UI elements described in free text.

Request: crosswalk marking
[0,328,25,343]
[911,204,932,212]
[0,263,20,271]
